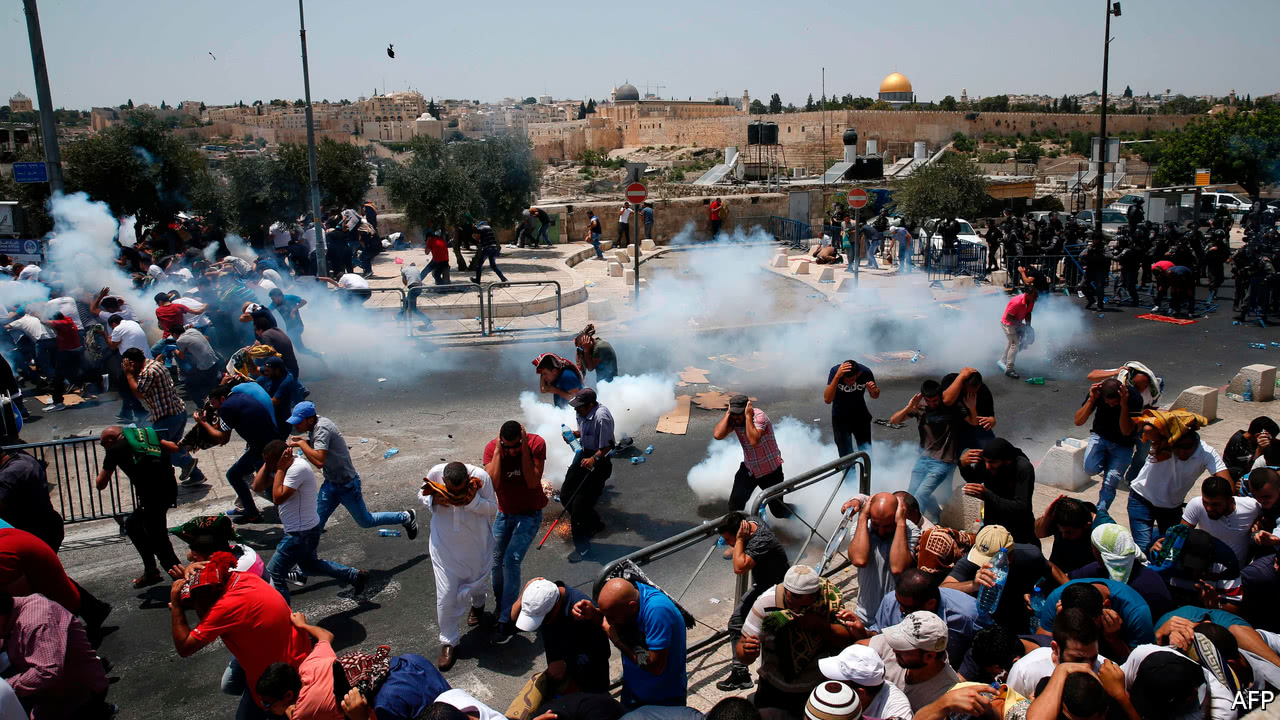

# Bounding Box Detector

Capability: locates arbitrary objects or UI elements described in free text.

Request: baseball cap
[918,528,962,576]
[1091,524,1143,583]
[287,401,317,426]
[514,579,561,631]
[1130,649,1207,720]
[982,438,1017,462]
[818,644,885,686]
[263,356,286,370]
[728,394,749,414]
[805,680,862,720]
[569,388,597,408]
[783,565,821,595]
[967,525,1013,565]
[884,611,949,653]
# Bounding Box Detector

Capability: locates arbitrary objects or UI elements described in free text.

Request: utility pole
[1096,0,1121,235]
[21,0,63,194]
[298,0,327,278]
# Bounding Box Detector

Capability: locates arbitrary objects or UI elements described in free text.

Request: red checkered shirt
[135,359,184,419]
[734,408,783,478]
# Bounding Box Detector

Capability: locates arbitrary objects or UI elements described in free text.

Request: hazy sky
[2,0,1277,110]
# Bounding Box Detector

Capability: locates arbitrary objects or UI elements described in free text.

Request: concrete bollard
[1171,385,1219,421]
[793,260,811,275]
[771,254,789,268]
[641,239,656,252]
[1228,364,1277,402]
[614,249,630,265]
[631,278,648,296]
[989,270,1008,286]
[952,276,975,289]
[939,489,983,536]
[623,269,636,285]
[607,262,624,278]
[586,299,615,321]
[1038,439,1091,491]
[600,240,614,252]
[835,278,856,293]
[817,267,836,283]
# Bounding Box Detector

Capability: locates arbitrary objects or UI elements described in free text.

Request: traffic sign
[12,162,48,184]
[1195,168,1211,187]
[625,182,647,204]
[847,188,869,209]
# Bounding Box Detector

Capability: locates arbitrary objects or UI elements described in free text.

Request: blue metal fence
[768,216,813,250]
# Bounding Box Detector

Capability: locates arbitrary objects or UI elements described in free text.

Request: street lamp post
[1096,0,1121,235]
[21,0,64,194]
[298,0,328,278]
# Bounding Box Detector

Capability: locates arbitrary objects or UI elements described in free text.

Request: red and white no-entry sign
[625,182,648,204]
[847,188,869,209]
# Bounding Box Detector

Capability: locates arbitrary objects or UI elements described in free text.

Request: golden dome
[879,72,913,94]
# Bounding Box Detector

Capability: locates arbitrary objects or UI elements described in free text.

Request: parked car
[1197,191,1252,217]
[1108,194,1145,213]
[921,218,984,250]
[1074,209,1128,237]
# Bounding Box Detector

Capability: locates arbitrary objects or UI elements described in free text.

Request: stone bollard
[614,249,630,265]
[1038,439,1091,491]
[607,262,624,278]
[817,267,836,283]
[1228,364,1277,402]
[586,299,615,321]
[952,276,975,289]
[794,260,811,275]
[631,278,648,296]
[939,490,984,536]
[1171,385,1219,421]
[771,254,789,268]
[623,269,636,285]
[641,239,656,252]
[835,278,856,293]
[600,240,614,252]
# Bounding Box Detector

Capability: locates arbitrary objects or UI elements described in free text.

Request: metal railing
[923,243,989,282]
[406,282,487,337]
[590,452,870,665]
[3,437,138,533]
[768,216,813,250]
[335,287,410,336]
[485,280,563,335]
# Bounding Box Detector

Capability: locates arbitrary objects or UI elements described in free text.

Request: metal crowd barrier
[334,287,410,336]
[3,436,138,535]
[590,452,870,665]
[924,243,989,282]
[406,282,487,337]
[485,280,563,335]
[768,216,813,251]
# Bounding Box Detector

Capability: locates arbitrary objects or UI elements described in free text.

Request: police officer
[1126,197,1145,234]
[1203,229,1230,301]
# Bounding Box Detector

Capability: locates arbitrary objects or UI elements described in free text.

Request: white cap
[515,579,561,631]
[818,644,885,686]
[884,611,949,653]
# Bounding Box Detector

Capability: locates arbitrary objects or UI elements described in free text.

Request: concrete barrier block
[641,239,656,252]
[1228,365,1277,402]
[599,240,613,252]
[817,267,836,283]
[1038,441,1091,491]
[989,270,1008,286]
[771,254,789,268]
[623,269,636,285]
[586,299,615,322]
[940,487,983,536]
[631,278,648,296]
[835,278,855,293]
[793,260,811,275]
[952,276,975,289]
[607,262,624,278]
[1171,385,1219,421]
[614,249,630,265]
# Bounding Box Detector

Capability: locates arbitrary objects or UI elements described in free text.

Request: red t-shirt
[482,434,549,514]
[427,235,449,263]
[155,303,190,337]
[709,202,721,221]
[190,572,313,704]
[48,317,82,351]
[0,527,81,612]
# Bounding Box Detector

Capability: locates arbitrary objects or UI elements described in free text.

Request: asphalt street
[27,260,1274,720]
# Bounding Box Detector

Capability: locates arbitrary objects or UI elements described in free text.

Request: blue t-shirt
[1039,578,1155,647]
[272,295,305,331]
[219,387,278,450]
[873,586,980,670]
[257,373,308,427]
[374,654,450,720]
[623,584,687,704]
[1155,606,1247,631]
[552,368,583,409]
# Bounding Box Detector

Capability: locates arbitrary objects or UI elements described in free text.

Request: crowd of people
[1,198,1280,720]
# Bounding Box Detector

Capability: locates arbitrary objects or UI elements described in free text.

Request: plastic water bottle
[378,529,401,537]
[1024,377,1046,385]
[561,424,583,454]
[1245,379,1254,402]
[977,548,1010,616]
[1028,580,1047,632]
[382,448,399,459]
[645,445,654,455]
[630,457,646,465]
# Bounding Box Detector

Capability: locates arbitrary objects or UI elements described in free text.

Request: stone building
[8,92,33,114]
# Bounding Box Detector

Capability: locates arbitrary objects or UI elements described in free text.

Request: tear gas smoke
[518,373,678,486]
[44,192,157,319]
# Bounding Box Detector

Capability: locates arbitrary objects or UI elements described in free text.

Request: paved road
[30,258,1272,719]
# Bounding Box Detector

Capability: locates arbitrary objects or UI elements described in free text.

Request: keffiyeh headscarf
[763,579,843,679]
[1091,524,1145,583]
[337,645,392,699]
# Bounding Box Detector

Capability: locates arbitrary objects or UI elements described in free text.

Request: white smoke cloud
[44,192,157,319]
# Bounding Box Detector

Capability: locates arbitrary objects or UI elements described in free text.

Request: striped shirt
[734,408,783,478]
[135,359,185,419]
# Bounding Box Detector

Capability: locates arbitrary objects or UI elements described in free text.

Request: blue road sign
[12,162,48,184]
